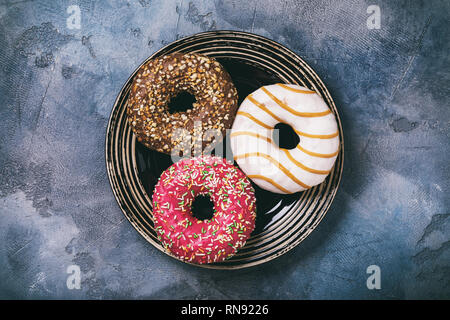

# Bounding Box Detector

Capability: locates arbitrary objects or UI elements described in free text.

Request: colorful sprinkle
[152,156,257,264]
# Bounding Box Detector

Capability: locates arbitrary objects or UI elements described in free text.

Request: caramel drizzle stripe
[296,144,340,158]
[261,86,332,117]
[294,128,339,139]
[231,131,339,159]
[277,83,316,94]
[237,110,338,139]
[234,152,311,189]
[282,149,330,175]
[247,95,283,122]
[236,111,272,129]
[246,175,292,194]
[229,131,272,143]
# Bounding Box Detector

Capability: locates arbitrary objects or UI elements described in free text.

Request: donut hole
[167,91,197,114]
[273,123,300,150]
[191,194,215,221]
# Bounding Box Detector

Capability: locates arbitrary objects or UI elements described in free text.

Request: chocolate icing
[127,53,239,155]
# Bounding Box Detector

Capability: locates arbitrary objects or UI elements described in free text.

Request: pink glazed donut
[152,156,257,264]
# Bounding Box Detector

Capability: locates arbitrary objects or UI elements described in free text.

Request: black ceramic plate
[105,31,344,269]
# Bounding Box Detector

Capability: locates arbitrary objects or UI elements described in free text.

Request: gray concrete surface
[0,0,449,299]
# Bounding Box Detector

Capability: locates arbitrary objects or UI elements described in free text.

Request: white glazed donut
[230,83,340,194]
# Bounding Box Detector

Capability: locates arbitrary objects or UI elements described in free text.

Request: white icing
[230,84,340,194]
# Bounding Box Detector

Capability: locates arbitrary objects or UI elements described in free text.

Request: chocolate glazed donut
[127,53,239,155]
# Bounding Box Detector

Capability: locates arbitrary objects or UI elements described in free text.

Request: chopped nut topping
[126,52,239,155]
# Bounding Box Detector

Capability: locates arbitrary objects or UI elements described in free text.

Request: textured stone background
[0,0,449,299]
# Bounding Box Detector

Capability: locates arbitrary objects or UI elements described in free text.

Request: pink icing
[152,156,257,264]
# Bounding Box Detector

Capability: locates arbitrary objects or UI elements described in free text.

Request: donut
[230,83,340,194]
[127,53,239,155]
[152,156,257,264]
